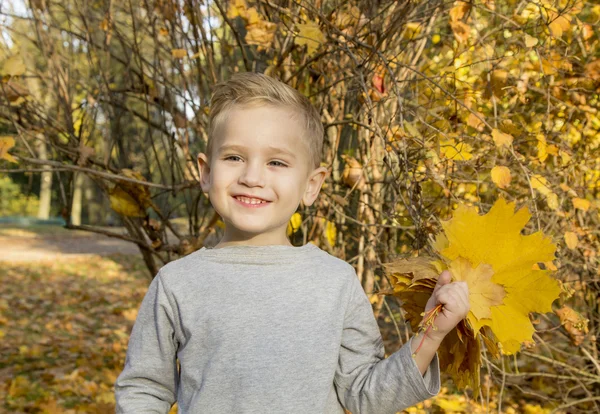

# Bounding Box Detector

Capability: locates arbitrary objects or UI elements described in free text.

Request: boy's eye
[269,160,287,167]
[224,155,242,162]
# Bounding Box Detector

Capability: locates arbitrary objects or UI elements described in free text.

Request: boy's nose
[239,163,265,187]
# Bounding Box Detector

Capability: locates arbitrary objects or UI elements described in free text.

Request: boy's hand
[423,270,470,342]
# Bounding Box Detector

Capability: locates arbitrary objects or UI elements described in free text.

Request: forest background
[0,0,599,412]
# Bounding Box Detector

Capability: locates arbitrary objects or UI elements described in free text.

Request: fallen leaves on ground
[0,255,180,413]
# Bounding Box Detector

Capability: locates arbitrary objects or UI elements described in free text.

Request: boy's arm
[115,272,179,414]
[334,271,469,414]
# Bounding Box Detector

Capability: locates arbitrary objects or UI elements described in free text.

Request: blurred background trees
[1,0,599,410]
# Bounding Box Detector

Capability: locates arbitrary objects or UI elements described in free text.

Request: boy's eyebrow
[217,144,296,159]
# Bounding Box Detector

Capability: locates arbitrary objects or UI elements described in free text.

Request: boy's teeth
[237,196,265,204]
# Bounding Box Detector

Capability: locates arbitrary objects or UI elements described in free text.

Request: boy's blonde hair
[208,72,323,169]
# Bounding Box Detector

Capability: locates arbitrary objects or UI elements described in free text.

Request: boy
[115,72,469,413]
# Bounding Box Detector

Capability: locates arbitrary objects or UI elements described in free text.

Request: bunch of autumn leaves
[379,198,562,393]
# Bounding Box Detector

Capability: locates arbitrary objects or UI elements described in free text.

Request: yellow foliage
[450,20,470,44]
[0,136,18,163]
[564,231,578,249]
[524,34,539,48]
[554,305,589,346]
[108,170,152,218]
[287,212,302,236]
[383,198,562,392]
[531,174,551,196]
[491,165,511,189]
[440,138,473,161]
[547,11,571,38]
[226,0,247,19]
[491,128,513,148]
[295,22,326,56]
[325,219,337,247]
[2,56,26,76]
[572,197,591,211]
[449,257,505,322]
[244,7,277,50]
[171,49,187,58]
[438,198,560,353]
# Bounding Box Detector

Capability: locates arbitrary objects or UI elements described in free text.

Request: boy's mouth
[233,195,270,206]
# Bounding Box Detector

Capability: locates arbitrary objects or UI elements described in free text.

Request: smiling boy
[115,72,469,413]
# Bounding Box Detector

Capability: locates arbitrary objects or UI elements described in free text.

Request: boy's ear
[302,166,328,207]
[197,153,211,193]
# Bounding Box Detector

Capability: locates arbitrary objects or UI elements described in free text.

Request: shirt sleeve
[334,274,441,414]
[115,272,179,413]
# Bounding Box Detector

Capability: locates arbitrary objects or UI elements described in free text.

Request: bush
[0,175,40,217]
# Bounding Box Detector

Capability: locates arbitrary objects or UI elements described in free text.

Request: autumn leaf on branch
[0,136,18,163]
[294,22,326,56]
[108,169,152,218]
[379,198,561,392]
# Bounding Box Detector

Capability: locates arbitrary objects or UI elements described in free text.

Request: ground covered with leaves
[0,255,155,413]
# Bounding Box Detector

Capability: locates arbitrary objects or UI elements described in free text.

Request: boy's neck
[213,240,294,249]
[214,231,293,249]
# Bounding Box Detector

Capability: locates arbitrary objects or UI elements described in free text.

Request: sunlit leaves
[524,34,538,48]
[286,212,302,236]
[572,197,591,212]
[171,49,187,59]
[585,59,600,81]
[108,169,152,218]
[491,166,511,189]
[2,56,26,76]
[440,138,473,161]
[0,136,18,163]
[554,305,588,346]
[564,231,578,249]
[547,10,571,38]
[491,129,513,148]
[449,1,471,44]
[438,199,560,352]
[295,22,326,56]
[383,198,561,391]
[324,219,336,247]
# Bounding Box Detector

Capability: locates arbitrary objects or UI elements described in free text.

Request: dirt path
[0,227,140,262]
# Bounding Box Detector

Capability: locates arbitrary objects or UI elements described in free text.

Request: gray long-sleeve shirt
[115,243,440,413]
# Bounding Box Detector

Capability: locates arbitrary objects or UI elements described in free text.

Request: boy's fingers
[433,270,452,292]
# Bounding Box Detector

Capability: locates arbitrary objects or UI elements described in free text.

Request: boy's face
[197,105,327,247]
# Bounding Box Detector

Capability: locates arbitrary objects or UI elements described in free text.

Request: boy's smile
[197,105,327,248]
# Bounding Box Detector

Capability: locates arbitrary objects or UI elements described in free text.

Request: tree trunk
[71,172,84,225]
[36,138,52,219]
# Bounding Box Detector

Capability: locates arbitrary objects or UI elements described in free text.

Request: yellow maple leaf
[382,198,561,392]
[295,22,325,56]
[437,198,559,353]
[449,257,505,322]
